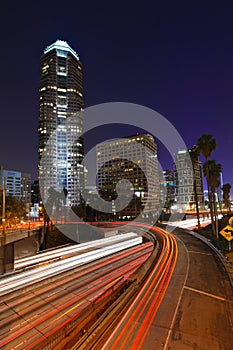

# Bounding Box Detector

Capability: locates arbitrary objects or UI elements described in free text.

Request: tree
[189,145,201,229]
[197,134,217,235]
[0,195,26,227]
[203,160,222,237]
[222,183,232,213]
[45,187,65,223]
[197,134,216,160]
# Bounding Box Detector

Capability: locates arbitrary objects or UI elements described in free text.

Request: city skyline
[1,2,233,196]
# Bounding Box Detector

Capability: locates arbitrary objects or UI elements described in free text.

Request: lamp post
[2,177,6,244]
[26,202,31,236]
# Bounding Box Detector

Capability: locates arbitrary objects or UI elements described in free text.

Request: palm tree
[197,134,216,234]
[222,183,232,213]
[189,146,201,229]
[203,160,222,238]
[197,134,216,160]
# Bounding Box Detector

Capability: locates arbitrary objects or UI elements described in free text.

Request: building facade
[96,134,160,219]
[38,40,84,206]
[31,180,40,205]
[159,170,175,212]
[0,167,31,204]
[174,149,204,211]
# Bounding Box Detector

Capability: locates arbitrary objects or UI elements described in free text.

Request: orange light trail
[102,223,178,350]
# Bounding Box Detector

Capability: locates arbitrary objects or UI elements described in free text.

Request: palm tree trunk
[209,188,216,236]
[205,161,216,237]
[194,178,201,229]
[213,191,218,239]
[217,190,223,216]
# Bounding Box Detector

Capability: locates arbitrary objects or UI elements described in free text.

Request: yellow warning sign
[220,225,233,241]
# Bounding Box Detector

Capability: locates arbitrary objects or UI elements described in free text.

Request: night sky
[1,1,233,195]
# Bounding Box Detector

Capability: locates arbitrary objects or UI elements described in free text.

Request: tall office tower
[174,149,204,212]
[159,170,175,212]
[31,180,40,205]
[38,40,84,206]
[97,134,160,219]
[21,173,31,204]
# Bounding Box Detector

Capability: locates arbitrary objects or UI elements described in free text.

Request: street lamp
[1,177,6,244]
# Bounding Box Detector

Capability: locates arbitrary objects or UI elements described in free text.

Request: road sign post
[219,225,233,251]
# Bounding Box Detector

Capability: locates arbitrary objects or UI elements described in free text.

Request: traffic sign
[220,225,233,241]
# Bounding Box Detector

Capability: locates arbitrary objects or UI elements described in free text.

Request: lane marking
[184,286,233,303]
[188,250,212,255]
[52,300,86,322]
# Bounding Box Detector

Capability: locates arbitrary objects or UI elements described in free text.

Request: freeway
[161,227,233,350]
[1,235,142,297]
[15,231,140,269]
[0,241,153,349]
[91,224,178,350]
[1,222,231,350]
[78,223,233,350]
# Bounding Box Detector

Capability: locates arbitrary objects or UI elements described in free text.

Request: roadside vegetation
[193,214,233,252]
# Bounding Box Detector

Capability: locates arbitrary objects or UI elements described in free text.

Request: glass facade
[38,40,84,206]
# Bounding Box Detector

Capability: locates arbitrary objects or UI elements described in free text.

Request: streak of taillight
[102,224,178,350]
[132,235,178,348]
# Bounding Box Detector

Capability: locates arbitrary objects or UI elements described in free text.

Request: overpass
[0,225,44,274]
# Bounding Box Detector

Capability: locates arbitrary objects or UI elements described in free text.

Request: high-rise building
[21,173,31,204]
[31,180,40,205]
[38,40,84,206]
[159,170,175,212]
[0,166,31,205]
[96,134,160,218]
[174,149,204,211]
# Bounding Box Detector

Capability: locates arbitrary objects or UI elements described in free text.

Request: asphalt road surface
[142,227,233,350]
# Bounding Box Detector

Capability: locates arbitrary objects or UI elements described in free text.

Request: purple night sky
[0,1,233,196]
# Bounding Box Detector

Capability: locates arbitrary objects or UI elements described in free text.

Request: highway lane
[3,221,230,350]
[85,223,233,350]
[15,232,139,269]
[0,241,153,349]
[163,228,233,350]
[0,236,143,297]
[98,224,178,350]
[141,227,233,350]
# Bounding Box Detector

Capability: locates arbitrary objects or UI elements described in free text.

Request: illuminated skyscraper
[97,134,160,218]
[174,149,204,211]
[159,170,175,212]
[38,40,84,206]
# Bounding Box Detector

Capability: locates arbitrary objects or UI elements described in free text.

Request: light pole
[2,177,6,244]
